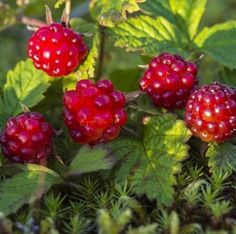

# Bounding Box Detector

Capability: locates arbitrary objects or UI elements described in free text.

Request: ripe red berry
[0,112,54,163]
[27,23,88,77]
[63,79,127,144]
[140,53,198,109]
[185,82,236,142]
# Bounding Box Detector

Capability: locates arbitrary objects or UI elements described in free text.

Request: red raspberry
[139,53,198,109]
[63,79,127,144]
[185,82,236,142]
[0,112,54,163]
[27,23,88,77]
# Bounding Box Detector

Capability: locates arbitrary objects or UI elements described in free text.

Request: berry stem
[45,5,53,24]
[19,102,30,113]
[61,0,71,26]
[95,25,106,81]
[195,54,204,64]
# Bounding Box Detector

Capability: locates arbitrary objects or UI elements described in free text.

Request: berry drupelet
[63,79,127,144]
[140,52,198,110]
[0,112,54,163]
[185,82,236,142]
[27,23,88,77]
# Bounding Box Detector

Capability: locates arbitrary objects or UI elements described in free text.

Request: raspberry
[63,79,127,144]
[27,23,88,77]
[0,112,54,163]
[139,53,198,109]
[185,82,236,142]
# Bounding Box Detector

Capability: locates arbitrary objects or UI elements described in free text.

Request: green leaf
[0,3,17,31]
[90,0,145,27]
[109,114,191,205]
[75,32,100,80]
[169,0,207,40]
[110,15,188,57]
[194,21,236,69]
[206,142,236,173]
[69,145,114,174]
[134,114,191,204]
[141,0,207,40]
[70,18,97,34]
[0,164,59,215]
[141,0,174,23]
[108,138,143,183]
[0,60,50,126]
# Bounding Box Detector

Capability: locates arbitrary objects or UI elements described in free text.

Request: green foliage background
[0,0,236,234]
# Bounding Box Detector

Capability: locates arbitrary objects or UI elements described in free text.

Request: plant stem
[95,25,106,81]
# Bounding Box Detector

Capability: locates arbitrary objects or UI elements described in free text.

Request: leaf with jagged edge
[0,3,17,31]
[90,0,145,27]
[110,15,189,57]
[76,32,100,80]
[141,0,207,40]
[69,145,115,175]
[169,0,207,40]
[108,138,143,183]
[141,0,173,23]
[134,114,191,205]
[0,60,50,128]
[206,142,236,173]
[109,114,191,205]
[194,21,236,69]
[0,164,59,215]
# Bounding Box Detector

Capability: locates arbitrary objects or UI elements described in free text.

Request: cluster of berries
[0,21,235,164]
[0,22,127,163]
[140,53,236,143]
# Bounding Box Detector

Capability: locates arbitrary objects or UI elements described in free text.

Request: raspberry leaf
[168,0,206,40]
[141,0,174,23]
[137,114,191,204]
[89,0,145,27]
[110,16,188,57]
[142,0,207,40]
[0,60,50,127]
[206,142,236,173]
[109,114,191,205]
[108,138,143,183]
[194,21,236,69]
[69,145,115,175]
[0,164,59,215]
[76,33,100,80]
